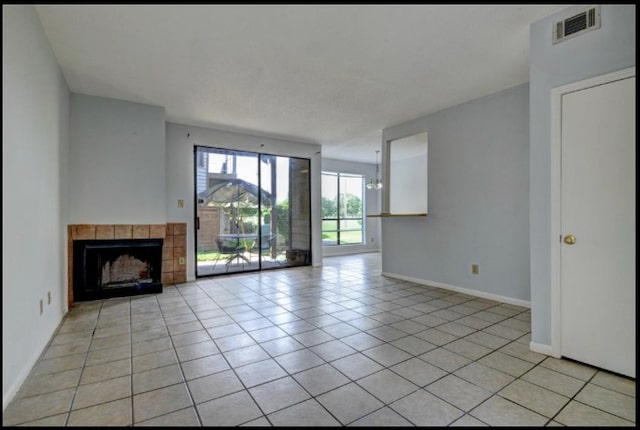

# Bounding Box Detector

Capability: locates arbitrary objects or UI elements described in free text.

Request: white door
[560,75,635,377]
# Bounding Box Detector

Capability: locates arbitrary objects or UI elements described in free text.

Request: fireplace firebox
[73,238,163,302]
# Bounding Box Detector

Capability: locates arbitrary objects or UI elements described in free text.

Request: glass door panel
[195,147,260,276]
[259,155,311,269]
[284,156,311,267]
[195,147,311,276]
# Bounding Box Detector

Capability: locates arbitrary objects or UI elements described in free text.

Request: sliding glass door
[195,146,311,277]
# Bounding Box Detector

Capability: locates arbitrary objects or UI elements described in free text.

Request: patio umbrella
[197,178,272,208]
[198,177,274,238]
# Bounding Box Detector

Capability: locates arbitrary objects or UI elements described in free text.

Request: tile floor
[3,253,636,426]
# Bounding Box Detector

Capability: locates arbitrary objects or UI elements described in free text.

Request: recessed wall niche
[384,131,428,216]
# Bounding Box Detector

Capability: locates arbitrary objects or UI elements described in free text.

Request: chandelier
[366,150,383,190]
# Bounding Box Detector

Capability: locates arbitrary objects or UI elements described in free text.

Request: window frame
[321,171,365,246]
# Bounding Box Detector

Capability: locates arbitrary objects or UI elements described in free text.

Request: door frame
[193,145,313,278]
[549,66,635,358]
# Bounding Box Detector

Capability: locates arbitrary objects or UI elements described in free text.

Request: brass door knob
[563,235,576,245]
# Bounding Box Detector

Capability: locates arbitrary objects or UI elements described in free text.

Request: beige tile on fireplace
[149,224,167,238]
[73,225,96,240]
[173,234,186,248]
[114,225,133,239]
[174,271,187,283]
[132,225,150,239]
[172,223,187,235]
[163,260,175,274]
[163,235,174,248]
[95,225,115,240]
[162,273,175,285]
[173,246,185,266]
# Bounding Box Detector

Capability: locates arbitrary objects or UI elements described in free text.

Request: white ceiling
[34,4,567,163]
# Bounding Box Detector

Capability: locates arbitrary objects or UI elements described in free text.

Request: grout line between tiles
[4,254,635,427]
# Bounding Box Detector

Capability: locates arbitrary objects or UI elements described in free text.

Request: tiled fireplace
[67,223,186,307]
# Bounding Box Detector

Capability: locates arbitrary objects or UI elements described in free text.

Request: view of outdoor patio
[195,147,311,276]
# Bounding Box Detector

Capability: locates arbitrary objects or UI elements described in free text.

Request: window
[322,172,364,245]
[196,151,206,168]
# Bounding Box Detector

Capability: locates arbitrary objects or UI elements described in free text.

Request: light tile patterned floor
[3,253,636,426]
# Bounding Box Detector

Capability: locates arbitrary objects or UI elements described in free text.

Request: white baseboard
[381,272,531,309]
[529,341,556,357]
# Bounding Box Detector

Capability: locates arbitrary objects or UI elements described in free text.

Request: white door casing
[550,67,635,378]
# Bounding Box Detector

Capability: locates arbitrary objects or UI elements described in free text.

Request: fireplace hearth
[73,238,163,302]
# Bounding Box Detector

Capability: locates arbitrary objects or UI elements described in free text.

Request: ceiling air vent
[553,6,600,44]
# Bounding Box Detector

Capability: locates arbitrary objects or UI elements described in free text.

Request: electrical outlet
[179,257,185,265]
[471,264,479,275]
[371,237,374,243]
[177,199,184,208]
[39,299,43,315]
[47,291,51,305]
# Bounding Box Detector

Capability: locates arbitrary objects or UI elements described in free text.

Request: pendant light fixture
[366,150,383,190]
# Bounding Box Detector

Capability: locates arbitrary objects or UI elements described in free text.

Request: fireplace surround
[67,223,187,306]
[73,238,163,302]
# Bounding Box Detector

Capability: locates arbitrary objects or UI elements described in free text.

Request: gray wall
[529,4,636,347]
[165,122,323,281]
[2,5,70,408]
[381,84,530,304]
[322,158,381,257]
[69,94,166,224]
